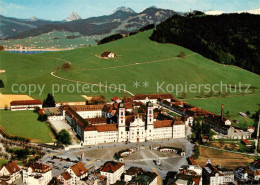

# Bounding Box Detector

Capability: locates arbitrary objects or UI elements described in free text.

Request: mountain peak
[114,6,136,14]
[66,11,81,22]
[30,16,38,21]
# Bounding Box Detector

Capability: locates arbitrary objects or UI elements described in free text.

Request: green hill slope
[0,30,259,120]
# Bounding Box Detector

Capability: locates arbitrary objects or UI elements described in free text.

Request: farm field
[0,110,54,143]
[195,146,254,170]
[0,30,259,129]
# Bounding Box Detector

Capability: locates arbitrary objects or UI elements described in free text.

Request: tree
[200,90,204,98]
[38,114,48,122]
[230,142,236,150]
[219,140,224,147]
[182,92,187,99]
[226,111,230,118]
[0,45,4,51]
[61,62,72,71]
[42,93,56,107]
[56,129,71,145]
[0,80,4,88]
[207,90,213,97]
[177,51,186,58]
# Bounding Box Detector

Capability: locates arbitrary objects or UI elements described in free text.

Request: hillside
[150,13,260,74]
[0,30,259,130]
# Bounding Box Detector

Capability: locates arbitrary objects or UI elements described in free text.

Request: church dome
[147,101,153,107]
[119,103,125,108]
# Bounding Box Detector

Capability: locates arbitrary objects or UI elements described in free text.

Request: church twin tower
[117,102,154,142]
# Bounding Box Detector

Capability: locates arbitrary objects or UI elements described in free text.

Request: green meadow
[0,110,54,143]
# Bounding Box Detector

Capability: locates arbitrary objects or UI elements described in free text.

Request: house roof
[61,171,72,180]
[2,161,20,175]
[251,160,260,169]
[173,120,185,125]
[154,120,173,128]
[203,163,223,177]
[10,99,42,106]
[84,124,118,132]
[101,51,114,57]
[70,104,104,112]
[133,94,174,100]
[30,162,51,173]
[125,167,144,175]
[70,162,88,177]
[100,161,124,173]
[242,139,252,145]
[111,96,119,101]
[85,117,107,125]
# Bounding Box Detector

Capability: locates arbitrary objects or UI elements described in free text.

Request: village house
[101,51,115,58]
[58,162,88,185]
[100,161,125,185]
[38,107,64,121]
[10,99,42,111]
[203,160,234,185]
[0,161,21,184]
[22,162,52,185]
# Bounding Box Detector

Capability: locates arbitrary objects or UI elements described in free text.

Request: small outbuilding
[101,51,115,58]
[241,139,252,147]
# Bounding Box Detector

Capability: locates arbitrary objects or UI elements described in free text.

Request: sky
[0,0,259,20]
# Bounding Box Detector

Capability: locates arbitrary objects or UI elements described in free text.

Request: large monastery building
[65,94,186,145]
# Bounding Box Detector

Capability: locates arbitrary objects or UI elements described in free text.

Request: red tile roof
[84,124,118,132]
[61,171,71,180]
[111,96,119,101]
[154,120,173,128]
[173,120,185,125]
[71,104,104,112]
[30,162,51,173]
[10,99,42,106]
[242,139,252,145]
[133,94,174,100]
[2,161,20,175]
[100,161,124,173]
[70,162,88,177]
[85,117,107,125]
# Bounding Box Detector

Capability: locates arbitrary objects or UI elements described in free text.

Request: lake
[5,50,53,54]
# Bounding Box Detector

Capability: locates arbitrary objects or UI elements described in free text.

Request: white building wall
[173,124,186,138]
[77,110,102,119]
[153,127,172,139]
[100,165,124,185]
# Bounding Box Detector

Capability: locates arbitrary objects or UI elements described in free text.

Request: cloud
[0,0,27,14]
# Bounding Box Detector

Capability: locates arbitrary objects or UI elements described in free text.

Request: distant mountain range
[205,8,260,15]
[0,6,178,40]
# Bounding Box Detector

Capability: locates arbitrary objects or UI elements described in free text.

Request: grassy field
[0,110,54,143]
[0,29,259,129]
[195,146,254,170]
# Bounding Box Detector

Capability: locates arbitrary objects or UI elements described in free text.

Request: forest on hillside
[150,13,260,74]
